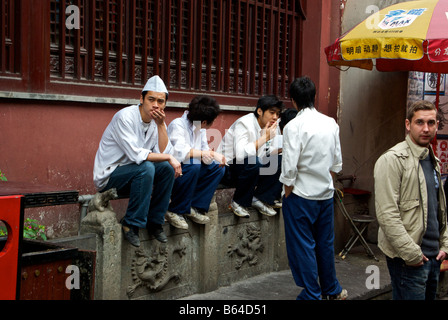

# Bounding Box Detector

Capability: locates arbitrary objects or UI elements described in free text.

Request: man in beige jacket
[374,100,448,300]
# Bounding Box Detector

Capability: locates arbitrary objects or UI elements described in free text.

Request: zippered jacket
[374,135,448,265]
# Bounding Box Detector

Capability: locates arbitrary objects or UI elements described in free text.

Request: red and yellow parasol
[325,0,448,73]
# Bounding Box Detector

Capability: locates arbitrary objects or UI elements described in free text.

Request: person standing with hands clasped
[374,100,448,300]
[93,75,182,247]
[280,76,346,300]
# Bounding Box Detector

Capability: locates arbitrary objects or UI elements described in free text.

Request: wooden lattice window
[0,0,20,76]
[1,0,304,103]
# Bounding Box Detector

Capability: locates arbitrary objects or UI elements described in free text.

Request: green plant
[0,170,7,181]
[0,218,47,241]
[23,218,47,241]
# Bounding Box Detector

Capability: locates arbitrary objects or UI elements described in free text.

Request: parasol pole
[432,73,441,154]
[436,73,441,111]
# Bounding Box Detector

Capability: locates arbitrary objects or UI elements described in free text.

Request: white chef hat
[142,75,168,95]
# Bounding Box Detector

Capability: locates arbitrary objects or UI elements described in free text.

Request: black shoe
[121,219,140,247]
[148,223,168,243]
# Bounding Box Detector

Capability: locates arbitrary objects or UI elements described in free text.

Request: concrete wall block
[80,208,122,300]
[124,230,196,300]
[218,211,275,287]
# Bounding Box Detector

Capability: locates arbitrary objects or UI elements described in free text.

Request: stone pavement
[181,244,391,301]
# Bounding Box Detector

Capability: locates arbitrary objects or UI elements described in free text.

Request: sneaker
[251,198,277,216]
[322,289,348,300]
[147,223,168,243]
[272,199,282,209]
[230,200,250,218]
[186,207,210,224]
[121,220,140,247]
[166,211,189,229]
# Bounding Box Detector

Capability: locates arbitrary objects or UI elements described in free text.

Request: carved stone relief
[227,223,264,270]
[127,241,187,298]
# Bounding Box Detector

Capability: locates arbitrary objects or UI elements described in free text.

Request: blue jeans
[102,161,175,228]
[282,193,342,300]
[228,155,282,207]
[169,159,225,214]
[386,256,441,300]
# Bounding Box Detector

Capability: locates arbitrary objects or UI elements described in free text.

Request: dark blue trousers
[282,192,342,300]
[169,159,225,215]
[228,155,282,207]
[102,161,175,228]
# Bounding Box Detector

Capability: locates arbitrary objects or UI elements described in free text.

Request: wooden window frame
[0,0,305,105]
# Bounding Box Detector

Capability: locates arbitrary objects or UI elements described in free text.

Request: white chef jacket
[217,113,280,164]
[167,111,209,163]
[279,107,342,200]
[93,105,172,190]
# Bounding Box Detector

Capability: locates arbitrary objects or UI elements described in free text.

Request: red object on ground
[0,195,24,300]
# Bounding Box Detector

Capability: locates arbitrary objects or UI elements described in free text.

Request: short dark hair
[289,76,315,109]
[279,108,298,132]
[187,95,221,125]
[407,100,437,122]
[254,95,285,118]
